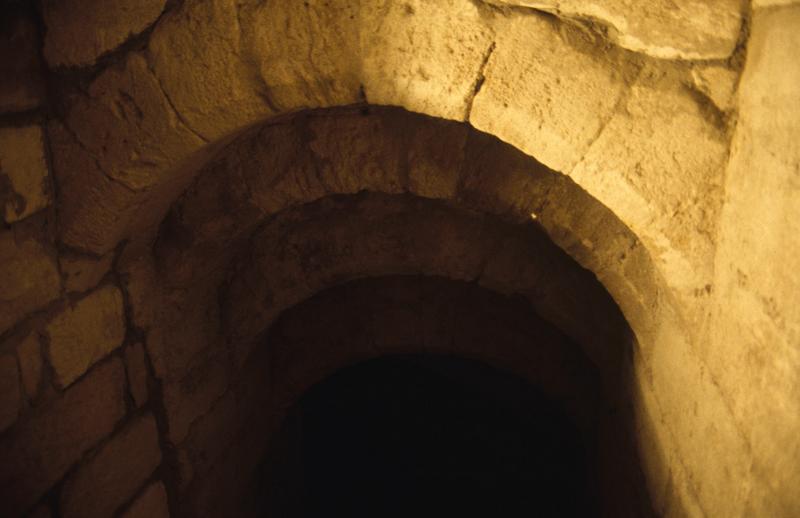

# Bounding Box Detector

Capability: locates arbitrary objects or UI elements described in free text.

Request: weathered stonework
[0,126,50,223]
[60,252,114,294]
[40,0,166,68]
[0,359,127,516]
[46,285,126,388]
[487,0,743,60]
[0,231,61,335]
[60,413,162,518]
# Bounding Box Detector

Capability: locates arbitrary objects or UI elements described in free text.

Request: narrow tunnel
[257,354,596,518]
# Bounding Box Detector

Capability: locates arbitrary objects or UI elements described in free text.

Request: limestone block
[361,0,495,120]
[0,359,126,516]
[46,285,126,388]
[147,0,276,141]
[690,64,739,112]
[570,67,728,293]
[470,12,635,173]
[124,343,149,407]
[0,126,50,223]
[708,6,800,515]
[406,117,468,200]
[0,14,45,113]
[16,331,42,400]
[307,112,405,195]
[489,0,742,60]
[64,53,206,191]
[60,251,114,294]
[48,121,142,255]
[60,413,162,518]
[40,0,166,67]
[243,0,362,111]
[0,231,61,335]
[120,482,170,518]
[0,354,20,432]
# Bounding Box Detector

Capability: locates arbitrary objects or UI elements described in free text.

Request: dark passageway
[257,355,597,517]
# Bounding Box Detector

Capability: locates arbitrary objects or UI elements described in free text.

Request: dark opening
[256,355,598,517]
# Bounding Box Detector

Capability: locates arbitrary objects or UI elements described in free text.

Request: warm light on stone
[0,1,797,516]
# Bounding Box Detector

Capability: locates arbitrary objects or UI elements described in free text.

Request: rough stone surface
[0,231,61,335]
[124,343,149,407]
[361,0,495,120]
[16,331,42,401]
[691,64,739,112]
[0,13,45,113]
[46,285,126,388]
[26,505,52,518]
[147,0,275,141]
[120,482,170,518]
[570,65,728,295]
[707,6,800,515]
[470,11,636,172]
[60,413,162,518]
[242,0,362,112]
[0,126,50,222]
[60,252,114,293]
[0,126,50,223]
[488,0,743,60]
[0,354,20,432]
[40,0,166,68]
[0,359,126,516]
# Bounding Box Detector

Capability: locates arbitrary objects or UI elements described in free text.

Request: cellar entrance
[256,355,597,518]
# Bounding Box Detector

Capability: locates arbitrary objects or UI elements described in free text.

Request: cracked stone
[470,11,636,172]
[40,0,166,67]
[487,0,743,60]
[46,285,126,388]
[360,0,495,120]
[147,0,276,141]
[0,125,51,223]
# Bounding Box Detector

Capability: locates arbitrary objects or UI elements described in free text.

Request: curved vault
[3,1,797,518]
[118,106,686,516]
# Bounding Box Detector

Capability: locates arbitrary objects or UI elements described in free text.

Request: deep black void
[258,355,598,517]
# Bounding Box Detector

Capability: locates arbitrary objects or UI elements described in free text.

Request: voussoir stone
[0,230,61,335]
[0,358,126,517]
[361,0,495,121]
[46,285,126,388]
[570,65,728,294]
[60,413,162,518]
[0,125,51,223]
[487,0,743,60]
[470,11,637,173]
[40,0,166,67]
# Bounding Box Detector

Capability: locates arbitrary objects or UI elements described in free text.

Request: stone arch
[3,1,796,517]
[118,105,709,516]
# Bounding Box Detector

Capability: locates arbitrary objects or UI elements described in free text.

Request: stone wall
[0,0,798,517]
